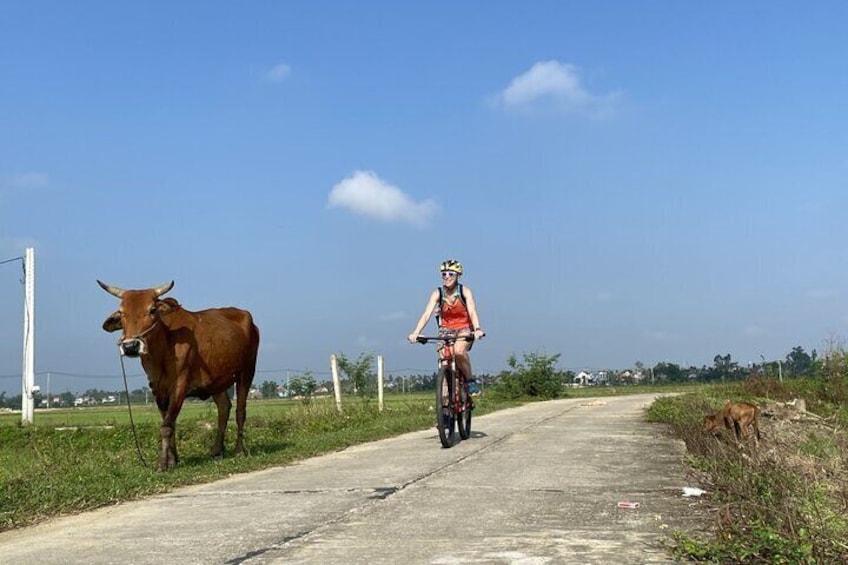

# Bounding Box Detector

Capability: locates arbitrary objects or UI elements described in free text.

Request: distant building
[574,371,593,386]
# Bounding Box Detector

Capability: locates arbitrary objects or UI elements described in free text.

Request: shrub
[492,352,563,400]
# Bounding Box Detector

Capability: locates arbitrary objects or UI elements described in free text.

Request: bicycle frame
[439,340,459,372]
[416,335,475,447]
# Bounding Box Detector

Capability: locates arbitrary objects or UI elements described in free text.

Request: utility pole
[377,355,384,412]
[330,354,342,413]
[21,247,35,425]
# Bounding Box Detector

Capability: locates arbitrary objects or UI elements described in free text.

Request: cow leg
[234,374,251,456]
[158,423,178,471]
[158,391,185,471]
[211,391,231,459]
[724,415,739,442]
[155,399,177,471]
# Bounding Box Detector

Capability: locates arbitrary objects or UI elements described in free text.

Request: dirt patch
[758,398,848,481]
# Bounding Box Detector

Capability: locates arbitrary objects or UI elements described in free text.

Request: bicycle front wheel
[457,376,472,440]
[436,367,457,448]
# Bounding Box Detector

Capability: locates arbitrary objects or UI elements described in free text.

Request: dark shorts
[438,327,474,351]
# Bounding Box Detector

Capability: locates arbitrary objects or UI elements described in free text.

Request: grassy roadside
[646,377,848,563]
[0,393,524,531]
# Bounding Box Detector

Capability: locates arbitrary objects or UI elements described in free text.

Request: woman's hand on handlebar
[407,332,419,344]
[413,334,478,344]
[473,328,486,340]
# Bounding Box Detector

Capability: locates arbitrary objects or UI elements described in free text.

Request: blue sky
[2,2,848,395]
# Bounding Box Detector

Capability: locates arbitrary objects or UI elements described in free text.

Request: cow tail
[246,324,259,382]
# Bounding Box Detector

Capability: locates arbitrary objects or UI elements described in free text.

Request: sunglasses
[441,271,459,277]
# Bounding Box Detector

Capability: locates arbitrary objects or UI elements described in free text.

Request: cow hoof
[158,454,178,471]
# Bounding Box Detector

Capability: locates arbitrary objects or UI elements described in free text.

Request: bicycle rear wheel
[457,375,472,440]
[436,367,457,448]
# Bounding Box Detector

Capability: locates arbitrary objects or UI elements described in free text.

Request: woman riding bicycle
[407,259,485,380]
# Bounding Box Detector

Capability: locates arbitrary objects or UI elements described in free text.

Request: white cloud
[493,60,619,116]
[0,172,49,190]
[328,170,438,227]
[264,63,291,83]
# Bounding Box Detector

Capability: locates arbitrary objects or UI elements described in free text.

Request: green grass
[0,392,522,531]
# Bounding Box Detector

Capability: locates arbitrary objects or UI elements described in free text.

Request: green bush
[492,352,563,400]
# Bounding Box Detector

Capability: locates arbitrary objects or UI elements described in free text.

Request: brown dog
[703,401,761,444]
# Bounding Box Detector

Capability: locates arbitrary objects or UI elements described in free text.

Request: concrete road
[0,394,706,564]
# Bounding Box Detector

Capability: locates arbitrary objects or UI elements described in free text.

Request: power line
[0,255,25,282]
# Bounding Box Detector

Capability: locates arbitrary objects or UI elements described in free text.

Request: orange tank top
[439,288,472,330]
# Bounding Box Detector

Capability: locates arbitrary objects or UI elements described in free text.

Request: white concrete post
[377,355,384,412]
[330,354,342,413]
[21,247,35,425]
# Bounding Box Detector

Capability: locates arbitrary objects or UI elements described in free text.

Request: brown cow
[703,401,761,444]
[98,280,260,471]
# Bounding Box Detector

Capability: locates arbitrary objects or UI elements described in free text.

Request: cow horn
[154,280,175,297]
[97,280,125,298]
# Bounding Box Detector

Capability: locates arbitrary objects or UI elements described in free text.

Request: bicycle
[415,334,477,448]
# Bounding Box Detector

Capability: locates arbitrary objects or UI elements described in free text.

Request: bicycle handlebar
[415,334,478,345]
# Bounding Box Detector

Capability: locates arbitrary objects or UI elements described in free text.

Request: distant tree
[3,394,22,409]
[260,380,279,399]
[709,354,740,382]
[418,372,436,391]
[336,352,376,398]
[653,361,684,382]
[785,346,814,377]
[127,388,150,404]
[59,391,76,407]
[288,373,317,404]
[83,389,108,403]
[495,352,563,399]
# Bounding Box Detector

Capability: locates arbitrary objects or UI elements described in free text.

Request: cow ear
[156,298,178,315]
[103,311,122,332]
